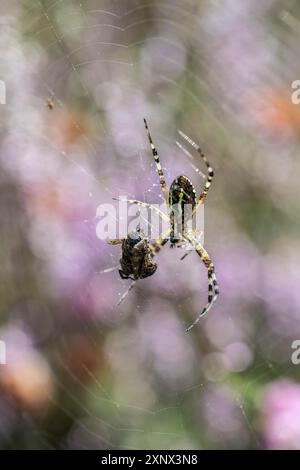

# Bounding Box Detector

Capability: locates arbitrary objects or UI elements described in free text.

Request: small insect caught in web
[46,98,54,110]
[99,225,157,305]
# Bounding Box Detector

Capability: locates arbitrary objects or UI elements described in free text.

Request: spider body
[169,175,196,244]
[109,119,219,330]
[119,230,157,281]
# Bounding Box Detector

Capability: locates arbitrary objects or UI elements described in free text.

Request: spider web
[1,0,294,451]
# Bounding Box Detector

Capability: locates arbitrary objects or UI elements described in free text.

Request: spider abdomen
[169,175,196,243]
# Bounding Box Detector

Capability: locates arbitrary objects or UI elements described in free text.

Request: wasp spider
[111,119,219,332]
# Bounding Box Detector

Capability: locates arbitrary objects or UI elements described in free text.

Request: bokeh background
[0,0,300,450]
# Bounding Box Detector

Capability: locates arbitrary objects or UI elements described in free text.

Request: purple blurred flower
[138,300,195,387]
[262,246,300,338]
[201,385,250,448]
[0,324,54,416]
[260,379,300,449]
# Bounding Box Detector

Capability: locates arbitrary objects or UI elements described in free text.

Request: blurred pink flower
[201,385,250,448]
[262,246,300,338]
[0,325,54,417]
[260,379,300,449]
[138,300,195,387]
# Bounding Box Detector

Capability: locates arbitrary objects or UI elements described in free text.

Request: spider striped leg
[183,233,219,332]
[150,228,171,254]
[178,130,214,213]
[108,239,124,245]
[144,118,169,207]
[179,229,204,261]
[175,140,206,180]
[113,197,169,222]
[180,252,190,261]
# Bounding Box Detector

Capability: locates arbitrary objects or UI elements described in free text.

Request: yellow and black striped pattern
[144,118,169,207]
